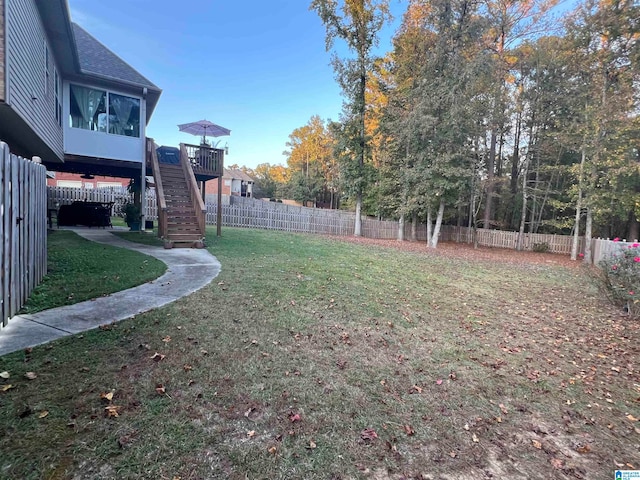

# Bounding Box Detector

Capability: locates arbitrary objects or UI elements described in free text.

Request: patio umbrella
[178,119,231,145]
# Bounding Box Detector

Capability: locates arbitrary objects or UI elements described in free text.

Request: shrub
[595,243,640,318]
[532,242,550,253]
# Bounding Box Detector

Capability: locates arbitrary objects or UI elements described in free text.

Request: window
[108,93,140,137]
[44,44,50,96]
[69,84,140,137]
[54,69,62,127]
[70,85,107,131]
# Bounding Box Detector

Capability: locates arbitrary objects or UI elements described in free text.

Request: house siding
[0,0,5,101]
[6,0,63,159]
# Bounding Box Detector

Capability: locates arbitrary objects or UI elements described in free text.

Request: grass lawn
[19,230,166,314]
[1,227,639,479]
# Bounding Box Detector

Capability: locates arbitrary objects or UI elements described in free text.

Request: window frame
[68,83,141,138]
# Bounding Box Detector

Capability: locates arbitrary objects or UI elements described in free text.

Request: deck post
[217,175,222,237]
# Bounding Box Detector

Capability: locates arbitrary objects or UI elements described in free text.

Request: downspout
[140,87,147,230]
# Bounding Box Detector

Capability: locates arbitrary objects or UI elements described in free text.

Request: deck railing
[182,143,223,177]
[180,144,207,236]
[146,138,168,239]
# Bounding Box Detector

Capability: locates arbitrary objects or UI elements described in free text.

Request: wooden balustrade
[182,143,223,177]
[180,144,206,236]
[146,138,168,239]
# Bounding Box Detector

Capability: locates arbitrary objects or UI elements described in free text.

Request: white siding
[63,81,145,163]
[6,0,63,159]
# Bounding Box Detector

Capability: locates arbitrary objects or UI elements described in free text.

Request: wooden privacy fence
[591,238,639,265]
[1,142,47,327]
[46,188,638,263]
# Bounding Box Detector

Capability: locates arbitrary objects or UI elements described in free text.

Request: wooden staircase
[158,163,204,247]
[147,139,206,248]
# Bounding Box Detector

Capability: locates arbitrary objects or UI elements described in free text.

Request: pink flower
[612,265,618,270]
[630,291,635,296]
[634,243,640,248]
[634,257,640,263]
[613,237,620,242]
[578,253,584,258]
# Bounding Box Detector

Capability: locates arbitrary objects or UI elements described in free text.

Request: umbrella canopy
[178,119,231,145]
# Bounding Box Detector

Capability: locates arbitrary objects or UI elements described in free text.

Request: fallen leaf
[472,433,479,443]
[436,379,443,385]
[626,414,639,422]
[449,451,457,458]
[496,416,502,423]
[449,371,457,380]
[24,372,37,380]
[38,411,49,418]
[1,384,14,392]
[361,428,378,441]
[550,458,564,469]
[162,336,171,343]
[575,443,592,454]
[100,391,114,401]
[289,413,301,423]
[403,424,415,436]
[104,405,120,418]
[247,430,256,438]
[150,352,165,362]
[0,371,9,379]
[268,446,277,455]
[244,408,254,418]
[499,403,509,415]
[183,364,193,371]
[155,384,166,395]
[307,439,317,449]
[532,440,542,449]
[463,424,470,431]
[412,384,423,394]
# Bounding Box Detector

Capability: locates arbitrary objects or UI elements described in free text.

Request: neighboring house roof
[72,24,159,91]
[224,168,254,183]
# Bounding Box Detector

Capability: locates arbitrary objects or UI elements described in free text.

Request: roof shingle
[72,23,159,90]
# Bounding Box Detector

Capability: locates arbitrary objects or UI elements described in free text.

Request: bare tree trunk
[426,205,433,246]
[584,206,593,264]
[516,152,529,251]
[354,195,362,236]
[571,149,586,260]
[483,130,497,228]
[628,210,639,241]
[411,212,417,241]
[430,199,445,248]
[398,213,405,241]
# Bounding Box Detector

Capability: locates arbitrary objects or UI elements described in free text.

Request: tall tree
[311,0,390,235]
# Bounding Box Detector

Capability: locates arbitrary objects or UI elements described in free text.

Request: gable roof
[72,24,159,91]
[224,168,255,182]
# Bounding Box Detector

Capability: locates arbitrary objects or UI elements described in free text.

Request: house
[1,0,223,245]
[0,0,161,178]
[205,168,254,198]
[46,172,130,189]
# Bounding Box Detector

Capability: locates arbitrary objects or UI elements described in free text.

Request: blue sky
[68,0,406,169]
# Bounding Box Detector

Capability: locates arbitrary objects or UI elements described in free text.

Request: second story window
[69,84,140,137]
[69,84,107,132]
[44,44,50,96]
[54,69,62,127]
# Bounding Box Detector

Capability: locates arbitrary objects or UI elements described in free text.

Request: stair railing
[147,138,168,239]
[179,143,206,237]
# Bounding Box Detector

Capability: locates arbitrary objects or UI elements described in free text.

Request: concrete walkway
[0,228,221,356]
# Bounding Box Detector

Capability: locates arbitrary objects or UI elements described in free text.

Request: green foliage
[595,243,640,318]
[122,201,142,226]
